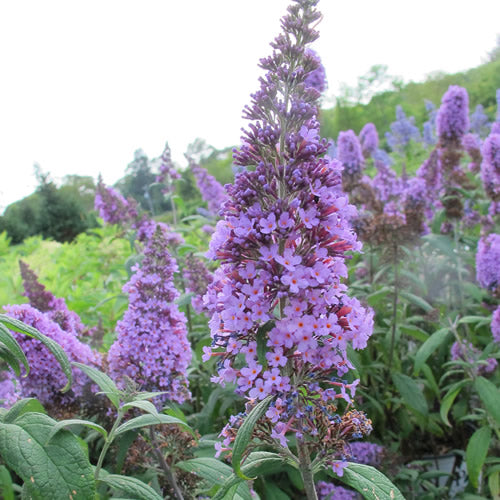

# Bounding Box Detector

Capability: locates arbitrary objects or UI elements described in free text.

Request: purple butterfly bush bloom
[385,105,420,153]
[492,306,500,344]
[462,133,482,173]
[155,142,180,196]
[203,0,374,472]
[450,339,497,375]
[349,441,384,466]
[315,481,358,500]
[338,130,365,190]
[1,304,101,407]
[476,233,500,295]
[188,157,229,217]
[19,260,90,338]
[470,104,490,138]
[480,133,500,202]
[183,253,213,315]
[359,123,379,159]
[422,100,437,147]
[304,49,327,94]
[107,223,191,406]
[94,176,137,225]
[436,85,469,146]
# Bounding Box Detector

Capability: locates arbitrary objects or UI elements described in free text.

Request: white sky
[1,0,499,211]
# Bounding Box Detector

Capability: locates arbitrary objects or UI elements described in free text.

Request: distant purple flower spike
[372,148,393,166]
[94,176,137,225]
[188,157,228,216]
[481,133,500,202]
[349,441,384,466]
[385,105,420,152]
[359,123,379,158]
[19,260,90,338]
[3,304,101,407]
[304,49,327,94]
[492,306,500,344]
[493,122,500,135]
[451,339,497,375]
[316,481,358,500]
[470,104,490,138]
[462,133,482,172]
[372,161,402,202]
[338,130,365,189]
[436,85,469,145]
[476,233,500,294]
[156,142,180,191]
[107,224,191,406]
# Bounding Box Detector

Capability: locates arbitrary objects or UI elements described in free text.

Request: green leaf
[0,323,29,376]
[336,463,405,500]
[176,456,233,485]
[414,328,451,375]
[475,377,500,426]
[399,291,433,313]
[3,398,46,423]
[0,412,95,499]
[423,233,455,258]
[115,413,191,436]
[466,426,491,489]
[213,452,285,500]
[488,469,499,499]
[72,362,120,409]
[366,287,392,307]
[399,324,429,342]
[46,419,108,442]
[231,396,272,480]
[256,322,273,369]
[0,465,15,500]
[121,400,158,416]
[99,474,162,500]
[0,314,72,392]
[440,381,468,426]
[392,373,428,417]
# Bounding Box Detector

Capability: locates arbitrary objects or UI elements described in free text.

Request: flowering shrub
[107,223,191,406]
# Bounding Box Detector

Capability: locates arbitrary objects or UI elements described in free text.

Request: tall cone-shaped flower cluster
[203,0,373,463]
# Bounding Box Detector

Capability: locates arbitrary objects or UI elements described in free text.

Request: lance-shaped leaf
[72,362,120,409]
[475,376,500,426]
[231,395,273,480]
[0,323,29,376]
[0,314,72,392]
[414,328,450,375]
[2,398,46,423]
[334,463,405,500]
[115,413,192,436]
[466,426,491,489]
[46,419,108,443]
[99,474,162,500]
[0,412,95,499]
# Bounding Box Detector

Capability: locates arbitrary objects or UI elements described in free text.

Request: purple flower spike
[338,130,365,190]
[492,306,500,344]
[304,49,327,94]
[481,133,500,202]
[3,304,101,407]
[436,85,469,145]
[107,224,191,406]
[204,0,373,464]
[188,157,229,217]
[19,260,90,338]
[476,233,500,295]
[94,176,137,225]
[359,123,379,159]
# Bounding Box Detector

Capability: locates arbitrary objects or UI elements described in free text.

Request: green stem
[297,440,318,500]
[94,409,124,480]
[388,245,399,371]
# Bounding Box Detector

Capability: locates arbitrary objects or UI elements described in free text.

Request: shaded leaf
[99,474,162,500]
[466,426,491,489]
[72,362,120,409]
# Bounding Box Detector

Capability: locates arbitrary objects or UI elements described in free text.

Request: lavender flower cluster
[316,481,358,500]
[492,306,500,344]
[19,260,90,338]
[304,49,327,94]
[481,132,500,203]
[385,105,420,153]
[107,223,191,406]
[1,304,101,407]
[183,253,213,315]
[358,123,379,159]
[155,141,180,188]
[450,340,497,375]
[188,157,229,216]
[437,86,470,146]
[203,0,374,468]
[476,233,500,295]
[337,130,365,190]
[94,176,137,225]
